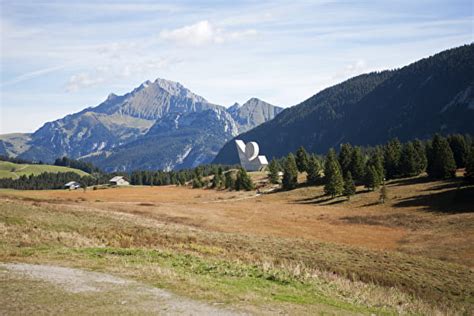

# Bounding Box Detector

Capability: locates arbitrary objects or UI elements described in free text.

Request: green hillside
[0,161,89,179]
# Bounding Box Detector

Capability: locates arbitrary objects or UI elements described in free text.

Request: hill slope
[213,44,474,164]
[0,161,89,179]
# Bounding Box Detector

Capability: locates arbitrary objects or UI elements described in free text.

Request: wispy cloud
[66,73,105,92]
[159,20,257,46]
[1,65,66,87]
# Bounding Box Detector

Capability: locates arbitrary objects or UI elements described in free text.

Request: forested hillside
[214,44,474,164]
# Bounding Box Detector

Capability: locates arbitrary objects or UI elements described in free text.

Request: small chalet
[64,181,81,190]
[109,176,130,186]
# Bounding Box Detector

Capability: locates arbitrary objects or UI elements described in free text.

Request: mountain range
[1,44,473,172]
[213,44,474,164]
[0,79,282,171]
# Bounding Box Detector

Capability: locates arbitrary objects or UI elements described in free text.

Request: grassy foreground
[1,194,472,315]
[0,161,89,179]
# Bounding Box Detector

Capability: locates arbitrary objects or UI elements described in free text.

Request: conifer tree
[224,171,235,190]
[448,134,469,168]
[268,159,281,184]
[192,167,204,188]
[282,153,298,190]
[295,146,310,173]
[413,139,427,174]
[383,138,402,179]
[217,167,225,189]
[465,146,474,183]
[306,155,322,185]
[363,149,384,191]
[343,171,356,200]
[235,168,254,191]
[350,146,365,181]
[210,169,220,189]
[426,134,457,179]
[338,143,353,177]
[324,149,344,198]
[399,142,419,177]
[364,165,381,191]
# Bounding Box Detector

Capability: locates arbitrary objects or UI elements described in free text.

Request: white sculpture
[235,140,268,171]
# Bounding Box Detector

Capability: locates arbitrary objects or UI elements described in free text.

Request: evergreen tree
[224,171,235,190]
[383,138,402,179]
[338,143,353,176]
[447,134,469,168]
[343,171,356,200]
[282,153,298,190]
[295,146,310,173]
[235,168,254,191]
[399,142,419,177]
[413,139,427,174]
[324,149,344,198]
[426,134,457,179]
[192,167,204,188]
[464,146,474,183]
[217,167,225,189]
[364,165,381,191]
[210,169,220,189]
[368,147,385,180]
[350,146,365,181]
[363,149,384,191]
[267,159,281,184]
[306,155,322,185]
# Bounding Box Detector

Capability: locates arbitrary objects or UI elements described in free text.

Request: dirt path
[1,263,245,315]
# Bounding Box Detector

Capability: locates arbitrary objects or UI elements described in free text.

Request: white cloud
[159,20,257,46]
[65,56,178,92]
[66,73,105,92]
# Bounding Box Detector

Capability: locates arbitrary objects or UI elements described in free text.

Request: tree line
[0,172,100,190]
[190,166,254,191]
[54,156,102,174]
[1,133,472,192]
[268,133,474,199]
[0,155,45,165]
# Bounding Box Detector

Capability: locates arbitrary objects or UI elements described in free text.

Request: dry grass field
[1,173,473,315]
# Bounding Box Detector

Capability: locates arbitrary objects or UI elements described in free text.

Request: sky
[0,0,473,134]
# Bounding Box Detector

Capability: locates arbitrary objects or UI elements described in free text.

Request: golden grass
[0,175,473,314]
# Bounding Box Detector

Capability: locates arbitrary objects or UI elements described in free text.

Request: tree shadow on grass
[294,195,347,205]
[393,185,474,214]
[422,179,461,192]
[389,176,433,187]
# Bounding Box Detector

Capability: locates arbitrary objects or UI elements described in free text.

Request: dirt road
[1,263,244,315]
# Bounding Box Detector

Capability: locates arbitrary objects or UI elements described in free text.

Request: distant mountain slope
[0,78,281,171]
[0,161,88,179]
[213,44,474,164]
[227,98,283,133]
[89,108,239,172]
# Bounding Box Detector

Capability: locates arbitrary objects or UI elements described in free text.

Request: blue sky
[1,0,473,134]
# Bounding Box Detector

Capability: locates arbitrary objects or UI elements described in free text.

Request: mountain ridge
[0,78,282,171]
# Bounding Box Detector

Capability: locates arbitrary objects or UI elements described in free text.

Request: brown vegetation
[0,174,473,314]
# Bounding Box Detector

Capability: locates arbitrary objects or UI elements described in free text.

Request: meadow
[0,161,89,179]
[0,173,473,315]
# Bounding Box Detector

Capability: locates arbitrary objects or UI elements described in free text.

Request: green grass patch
[0,161,88,179]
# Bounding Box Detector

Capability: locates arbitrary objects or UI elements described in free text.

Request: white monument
[235,140,268,171]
